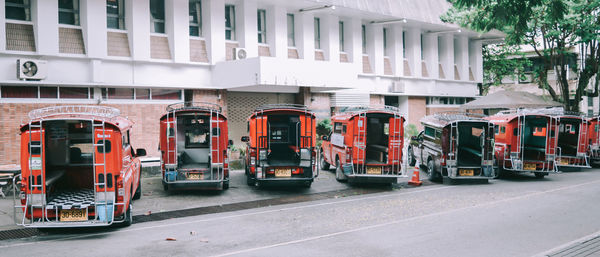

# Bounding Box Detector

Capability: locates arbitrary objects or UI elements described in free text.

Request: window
[500,126,506,134]
[151,89,182,100]
[102,88,134,100]
[270,127,289,142]
[287,14,295,46]
[362,25,367,54]
[5,0,31,21]
[1,86,36,98]
[136,89,150,99]
[122,132,130,149]
[424,126,436,138]
[420,34,424,60]
[494,125,499,134]
[426,97,474,106]
[184,117,210,148]
[225,5,235,40]
[438,37,443,61]
[189,0,202,36]
[60,87,89,99]
[314,18,321,49]
[257,9,266,43]
[339,21,345,52]
[150,0,165,33]
[402,31,406,57]
[383,28,388,56]
[40,87,58,98]
[342,125,347,134]
[334,122,343,134]
[59,0,80,26]
[107,0,125,30]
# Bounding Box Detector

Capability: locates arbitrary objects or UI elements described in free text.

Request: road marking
[212,179,600,257]
[532,229,600,257]
[0,185,452,248]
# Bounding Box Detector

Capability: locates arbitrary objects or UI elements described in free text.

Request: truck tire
[320,152,330,170]
[427,159,441,182]
[223,180,229,190]
[407,147,416,167]
[123,202,133,227]
[335,158,347,182]
[132,176,141,200]
[534,172,547,179]
[494,167,504,179]
[246,173,255,186]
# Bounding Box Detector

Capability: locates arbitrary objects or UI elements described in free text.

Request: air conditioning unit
[390,81,405,93]
[17,59,47,80]
[233,48,247,60]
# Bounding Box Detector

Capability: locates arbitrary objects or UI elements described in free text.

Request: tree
[444,0,600,112]
[480,44,530,95]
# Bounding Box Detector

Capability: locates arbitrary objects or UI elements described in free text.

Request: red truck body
[159,102,229,190]
[15,106,143,227]
[320,107,405,184]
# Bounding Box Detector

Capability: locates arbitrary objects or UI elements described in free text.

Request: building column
[128,0,150,60]
[367,23,383,75]
[205,0,225,64]
[440,34,454,80]
[389,24,404,76]
[167,0,190,62]
[34,0,59,55]
[470,40,483,82]
[81,0,107,59]
[296,12,314,60]
[266,5,286,58]
[405,28,421,77]
[456,35,469,81]
[346,18,362,72]
[322,15,339,62]
[0,1,6,52]
[423,33,438,79]
[237,0,257,58]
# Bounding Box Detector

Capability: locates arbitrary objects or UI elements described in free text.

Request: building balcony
[212,57,360,92]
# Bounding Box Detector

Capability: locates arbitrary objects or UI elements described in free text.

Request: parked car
[538,109,590,168]
[159,102,230,191]
[486,109,559,178]
[407,112,495,181]
[320,106,406,184]
[242,104,318,188]
[15,106,144,227]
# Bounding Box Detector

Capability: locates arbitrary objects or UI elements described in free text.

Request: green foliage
[316,118,332,137]
[444,0,600,111]
[405,124,420,139]
[481,44,531,94]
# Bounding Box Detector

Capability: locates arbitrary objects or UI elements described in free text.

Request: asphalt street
[1,169,600,257]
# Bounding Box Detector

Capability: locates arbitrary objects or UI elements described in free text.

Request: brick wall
[370,95,385,108]
[190,39,209,62]
[426,106,460,115]
[258,45,271,57]
[191,89,228,116]
[408,97,426,130]
[226,42,239,60]
[59,28,85,54]
[107,31,131,57]
[0,103,172,165]
[150,36,171,59]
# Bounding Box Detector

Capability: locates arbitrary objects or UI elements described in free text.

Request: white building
[0,0,499,165]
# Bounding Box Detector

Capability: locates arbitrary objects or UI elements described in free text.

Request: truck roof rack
[499,107,585,117]
[166,102,222,113]
[254,104,309,112]
[431,111,487,122]
[28,105,121,120]
[339,105,403,115]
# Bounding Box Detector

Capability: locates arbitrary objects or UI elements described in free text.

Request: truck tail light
[346,147,352,163]
[441,155,446,166]
[116,179,124,202]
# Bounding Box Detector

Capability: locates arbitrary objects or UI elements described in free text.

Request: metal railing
[28,106,120,121]
[166,102,222,113]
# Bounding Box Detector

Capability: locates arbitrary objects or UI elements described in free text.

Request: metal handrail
[254,104,309,112]
[28,106,120,120]
[432,111,487,122]
[339,105,403,115]
[166,102,222,113]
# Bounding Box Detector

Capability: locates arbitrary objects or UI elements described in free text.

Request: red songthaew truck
[588,115,600,164]
[320,106,406,184]
[486,110,559,178]
[242,104,318,188]
[15,106,144,227]
[159,102,230,191]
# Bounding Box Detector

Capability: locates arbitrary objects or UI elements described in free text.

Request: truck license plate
[524,163,537,170]
[459,169,474,176]
[275,169,291,177]
[60,209,87,222]
[188,173,202,180]
[367,167,381,175]
[560,159,569,165]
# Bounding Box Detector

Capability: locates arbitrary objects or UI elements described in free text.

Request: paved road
[1,169,599,257]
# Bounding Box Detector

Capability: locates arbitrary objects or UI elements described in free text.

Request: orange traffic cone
[408,163,422,186]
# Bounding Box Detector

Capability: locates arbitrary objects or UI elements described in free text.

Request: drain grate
[547,235,600,257]
[0,187,388,241]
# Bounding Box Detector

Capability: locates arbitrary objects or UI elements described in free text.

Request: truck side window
[342,125,347,134]
[494,125,499,134]
[424,126,435,138]
[513,128,518,136]
[334,122,343,134]
[500,126,506,134]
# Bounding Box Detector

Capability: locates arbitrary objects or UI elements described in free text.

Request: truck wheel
[123,202,133,227]
[320,152,330,170]
[132,176,141,200]
[494,167,504,179]
[407,148,416,167]
[335,158,347,182]
[427,159,441,182]
[223,180,229,190]
[246,174,255,186]
[534,172,547,179]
